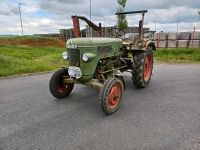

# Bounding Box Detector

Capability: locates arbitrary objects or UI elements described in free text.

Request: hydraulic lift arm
[72,15,102,37]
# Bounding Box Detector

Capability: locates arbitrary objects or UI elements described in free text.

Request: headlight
[82,53,89,62]
[62,51,68,60]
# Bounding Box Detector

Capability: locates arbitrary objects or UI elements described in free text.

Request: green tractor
[49,10,156,115]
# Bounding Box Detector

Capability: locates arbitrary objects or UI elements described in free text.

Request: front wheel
[49,69,74,99]
[132,47,154,88]
[100,77,124,115]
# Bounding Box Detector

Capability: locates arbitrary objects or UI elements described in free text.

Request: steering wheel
[107,27,125,38]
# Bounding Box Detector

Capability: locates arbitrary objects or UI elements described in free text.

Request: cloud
[0,10,12,16]
[39,0,116,17]
[8,4,19,15]
[0,1,19,16]
[40,18,51,25]
[0,0,199,35]
[126,0,200,10]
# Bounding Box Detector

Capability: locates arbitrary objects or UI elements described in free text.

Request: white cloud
[29,21,39,27]
[0,0,199,35]
[40,18,51,25]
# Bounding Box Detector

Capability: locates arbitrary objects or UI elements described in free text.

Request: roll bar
[115,10,147,15]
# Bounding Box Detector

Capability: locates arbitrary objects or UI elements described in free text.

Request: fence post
[176,32,178,48]
[192,26,195,48]
[166,33,169,48]
[157,32,160,49]
[188,33,191,48]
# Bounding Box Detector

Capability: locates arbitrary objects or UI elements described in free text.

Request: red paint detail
[108,83,121,109]
[72,16,80,38]
[56,83,70,94]
[144,54,153,81]
[57,84,68,93]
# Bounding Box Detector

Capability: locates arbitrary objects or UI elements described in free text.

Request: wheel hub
[108,83,121,108]
[144,54,153,81]
[57,84,68,93]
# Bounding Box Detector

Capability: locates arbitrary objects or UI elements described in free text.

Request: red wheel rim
[144,54,153,81]
[108,83,121,109]
[56,84,68,93]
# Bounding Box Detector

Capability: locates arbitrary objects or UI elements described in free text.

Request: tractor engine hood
[66,37,122,48]
[65,37,122,82]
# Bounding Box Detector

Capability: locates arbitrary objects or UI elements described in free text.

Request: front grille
[68,49,80,66]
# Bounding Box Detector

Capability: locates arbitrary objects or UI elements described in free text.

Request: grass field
[0,46,66,77]
[155,48,200,63]
[0,45,200,77]
[0,36,65,48]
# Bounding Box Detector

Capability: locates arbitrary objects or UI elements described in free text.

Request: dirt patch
[0,37,65,48]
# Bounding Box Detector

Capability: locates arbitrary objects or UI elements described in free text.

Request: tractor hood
[66,37,122,48]
[65,37,122,81]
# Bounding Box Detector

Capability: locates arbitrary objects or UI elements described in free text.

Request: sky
[0,0,200,35]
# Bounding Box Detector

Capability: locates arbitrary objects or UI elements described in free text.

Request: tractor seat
[122,38,134,45]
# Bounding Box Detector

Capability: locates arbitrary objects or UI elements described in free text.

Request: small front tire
[100,77,124,115]
[49,69,74,99]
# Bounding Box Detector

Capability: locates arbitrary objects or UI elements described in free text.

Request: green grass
[0,35,55,40]
[0,46,200,77]
[0,45,66,77]
[155,48,200,63]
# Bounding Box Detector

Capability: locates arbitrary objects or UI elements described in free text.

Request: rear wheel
[100,77,124,115]
[49,69,74,99]
[132,47,153,88]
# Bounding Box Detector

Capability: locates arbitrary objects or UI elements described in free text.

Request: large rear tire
[100,77,124,115]
[49,69,74,99]
[132,47,153,88]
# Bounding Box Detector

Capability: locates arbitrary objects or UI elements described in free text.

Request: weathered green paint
[84,79,104,90]
[67,38,122,47]
[63,77,76,84]
[66,38,122,82]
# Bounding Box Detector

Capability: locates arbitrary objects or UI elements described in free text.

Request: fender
[114,70,125,91]
[146,41,156,51]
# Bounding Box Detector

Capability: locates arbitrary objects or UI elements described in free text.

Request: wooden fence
[59,26,150,40]
[59,27,200,48]
[152,32,200,48]
[85,26,149,37]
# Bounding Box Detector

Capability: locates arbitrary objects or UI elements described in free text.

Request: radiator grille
[68,49,80,66]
